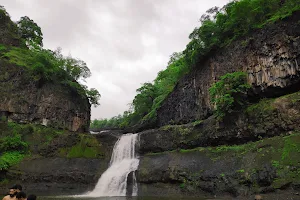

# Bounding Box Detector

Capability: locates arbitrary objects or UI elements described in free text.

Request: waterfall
[86,133,139,197]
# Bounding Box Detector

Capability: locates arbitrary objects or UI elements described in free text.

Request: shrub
[0,152,25,171]
[209,72,250,120]
[0,135,28,152]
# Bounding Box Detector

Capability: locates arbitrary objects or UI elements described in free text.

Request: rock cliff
[0,8,91,132]
[157,12,300,127]
[138,133,300,198]
[136,11,300,198]
[137,91,300,198]
[0,61,91,132]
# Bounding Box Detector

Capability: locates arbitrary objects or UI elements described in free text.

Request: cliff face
[0,61,91,132]
[0,9,90,132]
[137,91,300,197]
[157,12,300,126]
[138,133,300,198]
[137,12,300,198]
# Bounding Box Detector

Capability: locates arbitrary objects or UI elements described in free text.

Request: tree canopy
[17,16,43,46]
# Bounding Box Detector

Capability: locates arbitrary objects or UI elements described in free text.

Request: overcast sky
[2,0,229,120]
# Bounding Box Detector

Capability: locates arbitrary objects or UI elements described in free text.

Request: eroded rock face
[157,12,300,127]
[0,61,90,132]
[137,133,300,197]
[0,131,120,195]
[139,91,300,154]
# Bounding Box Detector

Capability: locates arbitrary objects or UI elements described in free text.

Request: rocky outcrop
[139,91,300,154]
[0,61,90,132]
[0,8,90,132]
[137,133,300,198]
[137,91,300,197]
[0,9,20,47]
[0,130,119,195]
[157,11,300,127]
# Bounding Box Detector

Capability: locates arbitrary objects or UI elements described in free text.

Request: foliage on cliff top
[0,6,100,106]
[92,0,300,129]
[185,0,300,66]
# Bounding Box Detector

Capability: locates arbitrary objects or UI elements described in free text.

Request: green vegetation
[184,0,300,66]
[0,135,28,152]
[0,152,25,170]
[0,121,67,172]
[0,120,105,173]
[91,0,300,129]
[0,122,29,171]
[179,183,185,188]
[17,16,43,46]
[58,135,104,158]
[209,72,250,120]
[91,54,188,129]
[0,6,100,106]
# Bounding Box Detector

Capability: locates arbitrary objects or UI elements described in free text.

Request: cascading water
[86,133,139,197]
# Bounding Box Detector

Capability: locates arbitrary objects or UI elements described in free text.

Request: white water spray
[86,133,139,197]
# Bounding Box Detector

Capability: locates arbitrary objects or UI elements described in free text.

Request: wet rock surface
[137,134,300,197]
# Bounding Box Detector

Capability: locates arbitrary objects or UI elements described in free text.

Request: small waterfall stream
[86,133,139,197]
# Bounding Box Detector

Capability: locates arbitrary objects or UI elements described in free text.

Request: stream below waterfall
[43,197,209,200]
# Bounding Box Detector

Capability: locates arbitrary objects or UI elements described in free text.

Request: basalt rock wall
[0,61,90,132]
[157,12,300,127]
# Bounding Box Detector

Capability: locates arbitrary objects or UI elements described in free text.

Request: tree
[17,16,43,46]
[64,56,91,81]
[209,72,250,120]
[132,83,157,117]
[86,88,101,107]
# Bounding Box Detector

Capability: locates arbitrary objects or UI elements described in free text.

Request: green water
[43,197,210,200]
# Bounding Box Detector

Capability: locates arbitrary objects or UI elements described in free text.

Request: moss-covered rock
[57,134,105,159]
[138,133,300,197]
[139,91,300,154]
[0,121,118,195]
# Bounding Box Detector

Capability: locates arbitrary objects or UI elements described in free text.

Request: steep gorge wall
[157,12,300,126]
[137,90,300,198]
[0,61,90,132]
[0,8,90,132]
